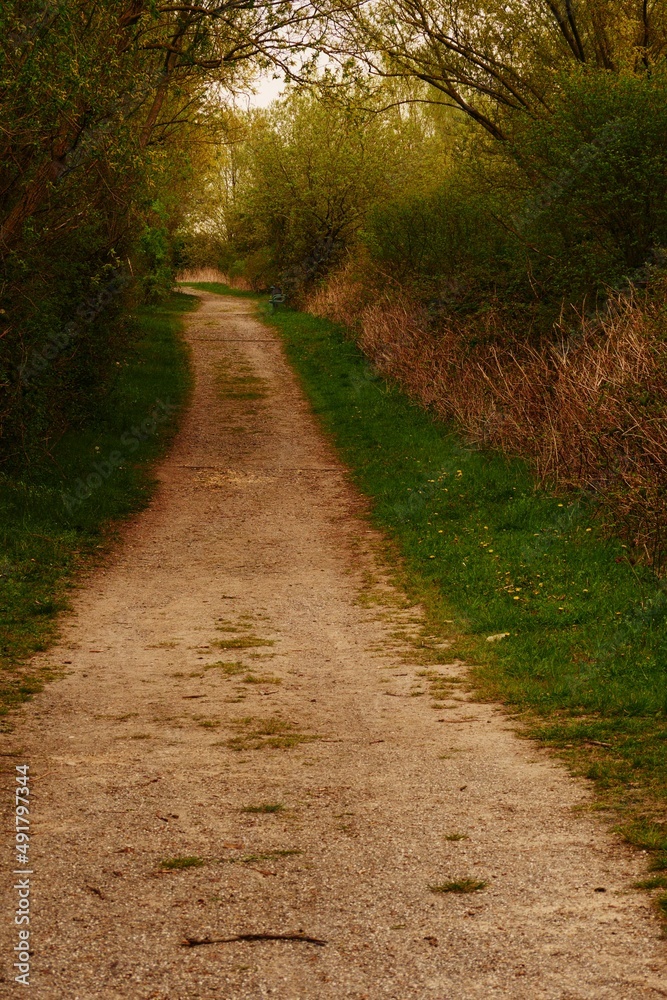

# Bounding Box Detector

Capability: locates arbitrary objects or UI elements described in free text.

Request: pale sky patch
[246,72,287,108]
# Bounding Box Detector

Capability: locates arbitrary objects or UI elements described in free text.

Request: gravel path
[1,289,665,999]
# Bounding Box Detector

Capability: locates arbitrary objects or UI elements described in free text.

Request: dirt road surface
[1,289,666,999]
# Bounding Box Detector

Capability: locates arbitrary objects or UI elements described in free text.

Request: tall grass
[177,268,254,291]
[308,269,667,570]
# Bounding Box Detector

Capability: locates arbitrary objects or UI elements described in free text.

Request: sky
[246,72,287,108]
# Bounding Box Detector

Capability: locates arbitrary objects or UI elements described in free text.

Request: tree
[329,1,667,138]
[0,0,327,461]
[210,87,447,291]
[0,0,324,253]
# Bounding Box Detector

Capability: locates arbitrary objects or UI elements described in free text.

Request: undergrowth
[308,269,667,572]
[180,280,258,299]
[0,291,195,718]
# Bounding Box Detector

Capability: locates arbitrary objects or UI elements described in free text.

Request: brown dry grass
[307,266,667,569]
[177,267,253,291]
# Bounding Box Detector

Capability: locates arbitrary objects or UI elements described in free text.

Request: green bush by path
[0,291,195,717]
[253,300,667,883]
[360,68,667,342]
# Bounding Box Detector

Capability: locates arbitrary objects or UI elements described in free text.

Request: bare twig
[182,932,327,947]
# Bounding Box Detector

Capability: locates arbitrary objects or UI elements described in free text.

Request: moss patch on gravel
[224,716,320,751]
[429,879,487,894]
[212,636,275,650]
[161,856,206,871]
[241,803,285,814]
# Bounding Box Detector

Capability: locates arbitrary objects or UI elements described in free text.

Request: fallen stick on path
[182,932,327,947]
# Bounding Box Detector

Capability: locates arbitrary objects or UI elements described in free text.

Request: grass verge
[178,280,258,300]
[240,298,667,903]
[0,291,195,720]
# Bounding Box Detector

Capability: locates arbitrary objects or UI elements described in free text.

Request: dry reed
[307,266,667,569]
[176,268,253,291]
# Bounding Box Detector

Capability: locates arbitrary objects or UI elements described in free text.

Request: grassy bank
[226,297,667,905]
[0,291,195,718]
[180,280,257,299]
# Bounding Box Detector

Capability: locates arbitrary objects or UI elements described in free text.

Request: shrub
[308,268,667,570]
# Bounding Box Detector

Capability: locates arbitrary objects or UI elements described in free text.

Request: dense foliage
[0,0,318,464]
[208,65,667,323]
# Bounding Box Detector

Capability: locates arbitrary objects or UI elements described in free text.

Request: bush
[363,68,667,325]
[364,180,518,308]
[136,222,175,304]
[511,67,667,297]
[308,267,667,570]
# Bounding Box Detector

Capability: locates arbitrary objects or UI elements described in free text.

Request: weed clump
[429,879,487,894]
[161,856,205,871]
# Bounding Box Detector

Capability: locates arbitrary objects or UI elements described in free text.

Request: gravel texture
[0,289,665,998]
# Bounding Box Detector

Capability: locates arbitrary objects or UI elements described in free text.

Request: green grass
[241,803,285,814]
[204,660,246,675]
[224,716,320,751]
[229,849,301,864]
[0,291,195,718]
[161,856,205,870]
[212,636,275,650]
[215,360,268,400]
[635,875,667,890]
[241,673,282,685]
[429,879,487,893]
[178,280,258,299]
